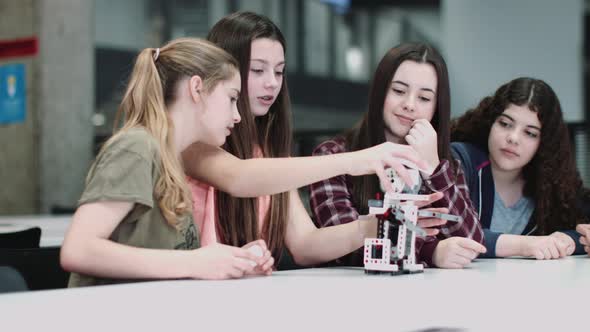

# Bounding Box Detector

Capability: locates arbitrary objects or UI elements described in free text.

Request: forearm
[289,219,369,266]
[231,154,354,197]
[183,143,353,197]
[494,234,527,257]
[61,238,192,280]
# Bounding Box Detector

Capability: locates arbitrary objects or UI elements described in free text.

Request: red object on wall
[0,37,38,59]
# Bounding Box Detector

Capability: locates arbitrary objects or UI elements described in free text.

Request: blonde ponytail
[105,38,238,227]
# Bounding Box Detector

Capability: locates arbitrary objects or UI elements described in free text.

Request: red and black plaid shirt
[309,137,484,267]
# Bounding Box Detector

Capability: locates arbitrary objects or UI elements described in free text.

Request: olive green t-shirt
[68,127,199,287]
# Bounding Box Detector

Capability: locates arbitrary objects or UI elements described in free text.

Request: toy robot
[363,163,462,275]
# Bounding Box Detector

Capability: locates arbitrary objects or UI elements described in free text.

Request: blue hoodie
[451,142,585,257]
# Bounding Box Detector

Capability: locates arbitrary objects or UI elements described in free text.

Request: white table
[0,215,71,247]
[0,256,587,331]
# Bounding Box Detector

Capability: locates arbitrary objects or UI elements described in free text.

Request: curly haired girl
[451,77,590,259]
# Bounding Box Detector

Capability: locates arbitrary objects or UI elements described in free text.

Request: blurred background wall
[0,0,94,215]
[0,0,588,215]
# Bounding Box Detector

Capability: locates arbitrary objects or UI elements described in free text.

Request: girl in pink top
[184,12,446,275]
[187,146,269,248]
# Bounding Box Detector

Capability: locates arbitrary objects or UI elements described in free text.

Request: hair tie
[153,48,160,61]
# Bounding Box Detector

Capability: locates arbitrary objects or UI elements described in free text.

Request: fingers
[406,121,430,143]
[238,241,274,274]
[434,238,480,269]
[422,228,439,236]
[260,255,275,274]
[438,252,472,269]
[449,255,472,268]
[231,259,254,277]
[407,127,423,141]
[552,232,575,246]
[235,257,256,271]
[242,242,255,249]
[222,267,242,279]
[580,236,589,246]
[405,134,418,148]
[454,247,478,263]
[576,224,590,237]
[537,244,559,260]
[412,119,435,133]
[456,238,487,254]
[547,242,560,259]
[406,120,434,148]
[259,252,273,268]
[375,161,394,192]
[534,249,545,260]
[556,244,569,258]
[409,124,424,135]
[541,247,552,260]
[421,206,449,214]
[253,249,271,267]
[531,238,568,260]
[387,143,429,171]
[233,247,261,262]
[383,157,415,188]
[417,218,446,229]
[414,192,444,208]
[585,246,590,255]
[554,240,569,257]
[439,252,474,269]
[242,239,267,252]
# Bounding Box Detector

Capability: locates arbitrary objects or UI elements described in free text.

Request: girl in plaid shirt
[310,43,486,269]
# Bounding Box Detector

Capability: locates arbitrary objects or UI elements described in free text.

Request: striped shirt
[309,137,484,267]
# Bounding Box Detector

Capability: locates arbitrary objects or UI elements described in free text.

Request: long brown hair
[109,38,238,227]
[347,42,452,214]
[207,12,292,260]
[451,77,590,234]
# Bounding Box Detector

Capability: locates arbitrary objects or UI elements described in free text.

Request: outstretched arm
[284,190,375,266]
[182,141,427,198]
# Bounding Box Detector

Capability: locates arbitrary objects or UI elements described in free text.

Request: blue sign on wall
[0,63,26,124]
